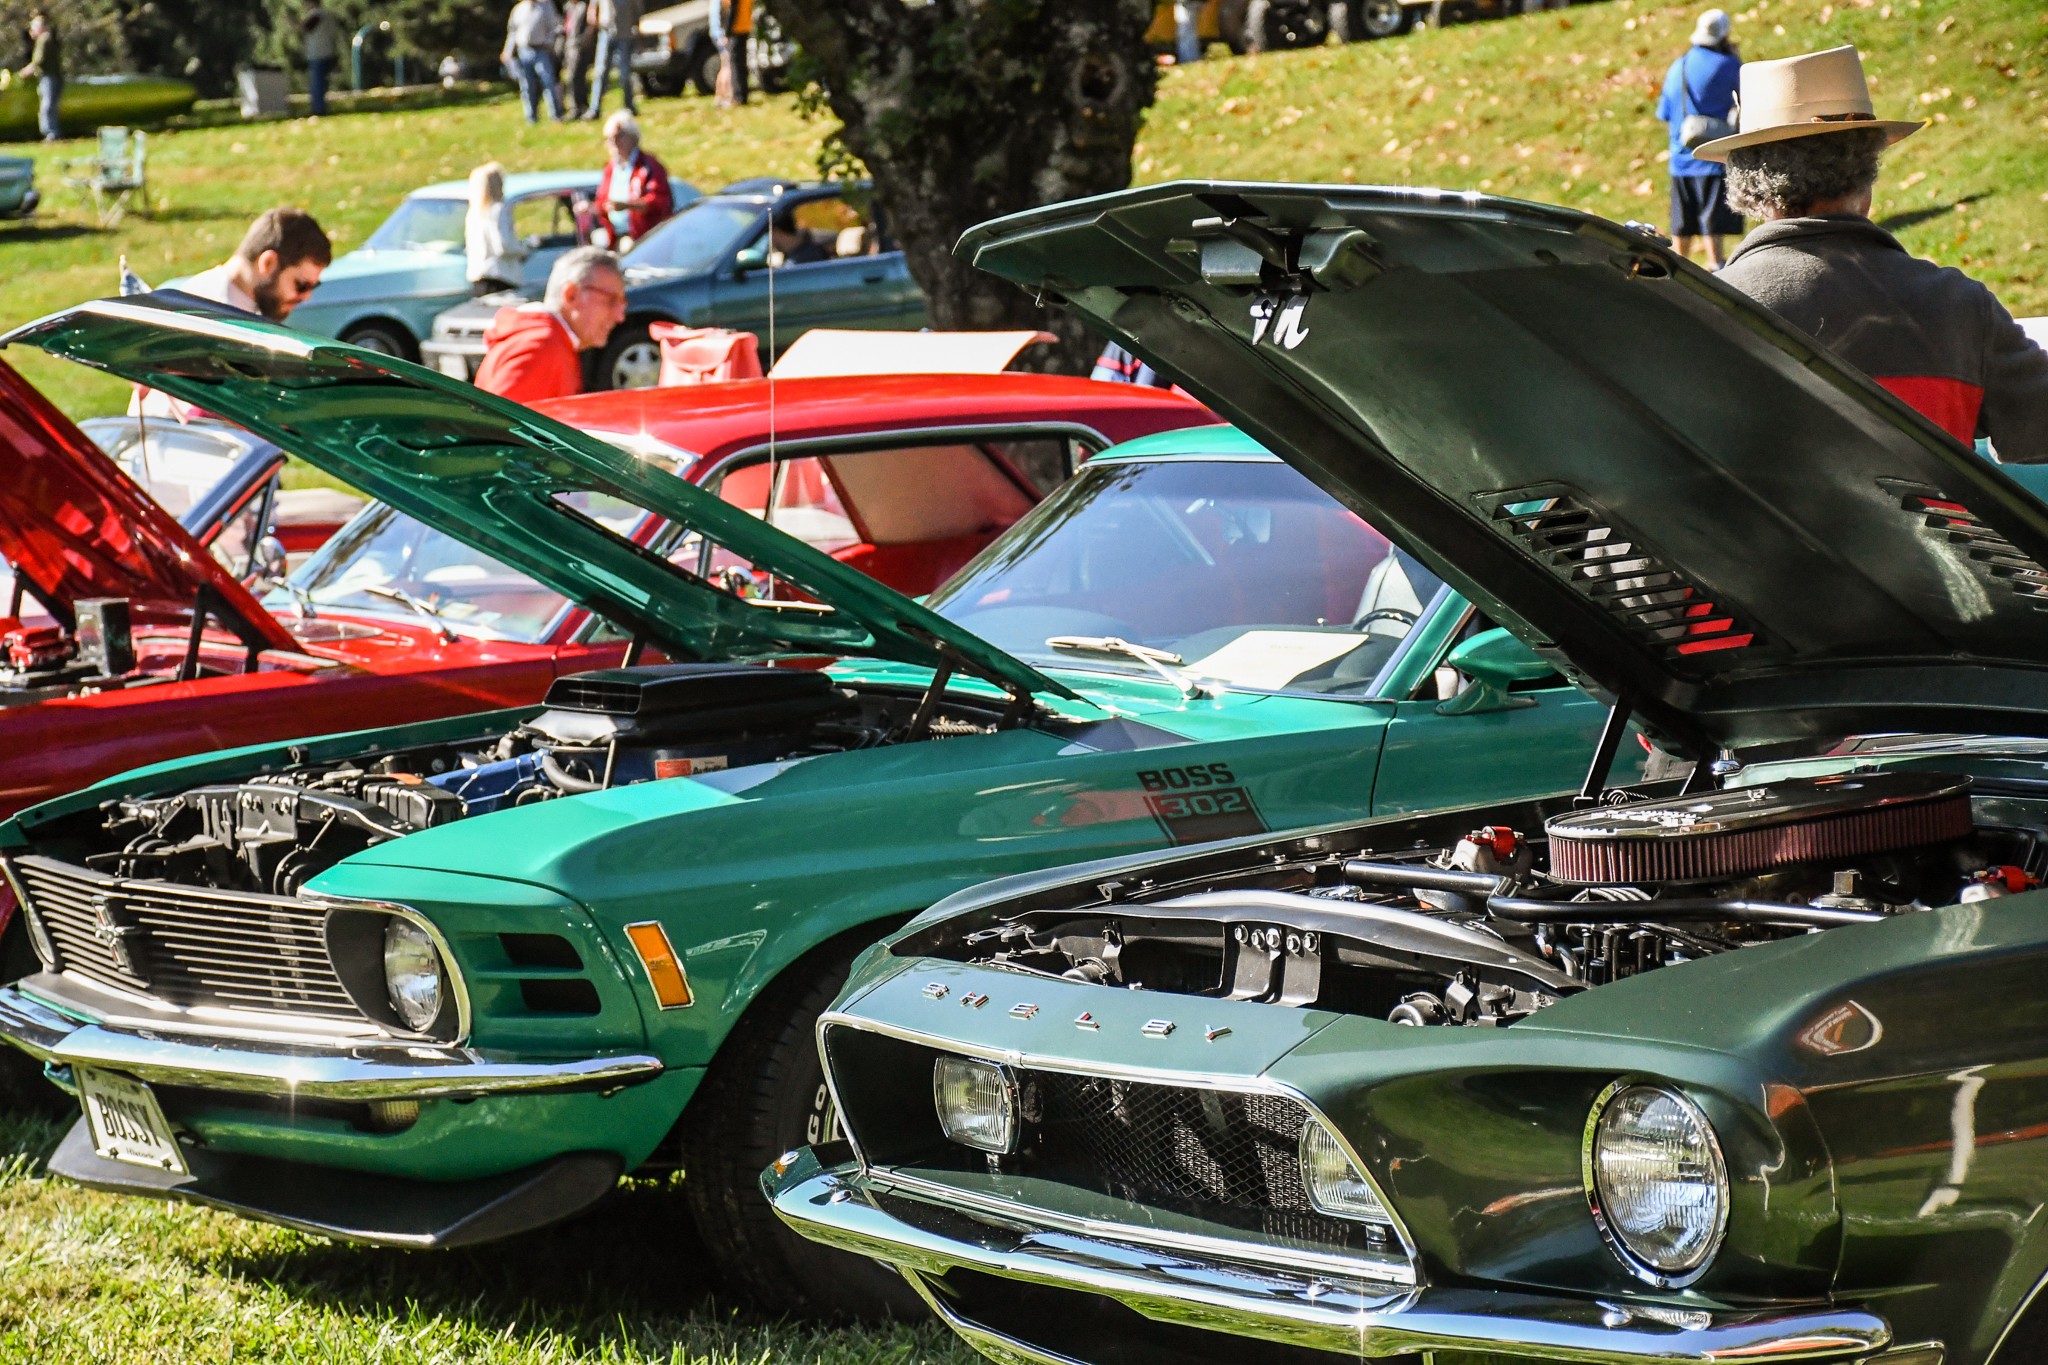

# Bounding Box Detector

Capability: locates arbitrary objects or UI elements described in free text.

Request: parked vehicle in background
[0,73,196,143]
[0,155,36,219]
[0,303,1614,1321]
[1148,0,1333,52]
[766,180,2048,1365]
[636,1,790,96]
[424,179,923,390]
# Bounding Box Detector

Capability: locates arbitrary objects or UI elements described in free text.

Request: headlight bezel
[382,916,445,1033]
[320,899,468,1043]
[1582,1079,1730,1288]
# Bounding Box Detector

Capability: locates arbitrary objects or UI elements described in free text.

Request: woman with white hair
[465,162,527,297]
[1655,8,1743,268]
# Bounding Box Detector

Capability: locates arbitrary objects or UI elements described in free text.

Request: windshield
[263,495,646,642]
[623,199,761,274]
[362,196,467,254]
[927,459,1443,696]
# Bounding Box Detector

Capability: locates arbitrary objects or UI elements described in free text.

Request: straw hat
[1691,45,1923,163]
[1689,9,1730,47]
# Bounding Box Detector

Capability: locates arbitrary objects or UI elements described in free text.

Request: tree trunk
[772,0,1158,374]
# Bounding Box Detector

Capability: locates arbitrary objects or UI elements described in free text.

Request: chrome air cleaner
[1545,772,1973,884]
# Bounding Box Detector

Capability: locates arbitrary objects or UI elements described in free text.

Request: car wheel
[689,41,720,97]
[599,322,663,390]
[340,319,420,363]
[1352,0,1412,37]
[679,941,925,1320]
[1252,0,1330,49]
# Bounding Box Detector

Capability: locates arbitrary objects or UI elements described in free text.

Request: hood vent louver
[1897,488,2048,609]
[1487,491,1761,671]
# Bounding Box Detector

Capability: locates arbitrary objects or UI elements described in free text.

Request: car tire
[340,319,420,363]
[1348,0,1412,38]
[688,40,720,97]
[1248,0,1330,49]
[679,940,924,1321]
[598,321,664,390]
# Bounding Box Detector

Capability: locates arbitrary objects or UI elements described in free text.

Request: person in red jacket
[593,111,673,249]
[474,245,627,405]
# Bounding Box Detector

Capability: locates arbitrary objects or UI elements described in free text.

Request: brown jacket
[1718,215,2048,462]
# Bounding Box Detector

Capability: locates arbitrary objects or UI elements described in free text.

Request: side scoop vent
[1488,491,1760,667]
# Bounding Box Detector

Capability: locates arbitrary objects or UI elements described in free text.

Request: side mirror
[733,243,768,276]
[247,535,289,587]
[1435,627,1555,716]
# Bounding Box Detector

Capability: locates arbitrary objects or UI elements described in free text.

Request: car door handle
[862,272,885,283]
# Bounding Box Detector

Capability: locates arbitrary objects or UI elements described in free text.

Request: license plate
[76,1067,187,1174]
[435,353,471,379]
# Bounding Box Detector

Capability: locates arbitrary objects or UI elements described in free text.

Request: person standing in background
[560,0,593,118]
[466,163,526,297]
[503,0,567,124]
[585,0,640,118]
[475,247,626,404]
[713,0,752,107]
[593,111,673,249]
[1655,9,1743,269]
[1174,2,1202,64]
[300,1,344,118]
[20,11,60,142]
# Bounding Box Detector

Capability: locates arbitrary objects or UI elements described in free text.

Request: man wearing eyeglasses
[475,246,628,404]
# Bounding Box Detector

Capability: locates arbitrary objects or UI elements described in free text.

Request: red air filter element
[1545,772,1973,885]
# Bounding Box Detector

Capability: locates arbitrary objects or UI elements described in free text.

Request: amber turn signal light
[624,921,693,1009]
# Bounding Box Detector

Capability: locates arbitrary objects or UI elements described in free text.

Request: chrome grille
[1013,1069,1389,1257]
[10,856,365,1021]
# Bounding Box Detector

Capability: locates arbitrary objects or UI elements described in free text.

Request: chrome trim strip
[872,1166,1414,1285]
[813,1006,1421,1267]
[766,1154,1891,1365]
[0,986,661,1101]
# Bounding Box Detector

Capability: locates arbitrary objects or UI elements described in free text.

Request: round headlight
[1586,1083,1728,1283]
[382,917,444,1033]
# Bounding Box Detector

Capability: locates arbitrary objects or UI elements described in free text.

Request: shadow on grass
[1875,192,1990,234]
[0,222,101,243]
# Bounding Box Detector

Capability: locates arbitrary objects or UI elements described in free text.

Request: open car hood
[0,355,291,650]
[5,296,1075,701]
[960,182,2048,754]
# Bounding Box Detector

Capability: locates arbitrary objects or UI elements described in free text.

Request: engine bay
[46,662,1013,896]
[912,771,2048,1026]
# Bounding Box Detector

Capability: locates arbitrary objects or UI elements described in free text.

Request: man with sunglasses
[475,246,628,404]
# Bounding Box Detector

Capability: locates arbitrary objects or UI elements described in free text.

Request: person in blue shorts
[1656,9,1744,268]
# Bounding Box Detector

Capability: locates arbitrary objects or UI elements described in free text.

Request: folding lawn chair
[66,127,148,228]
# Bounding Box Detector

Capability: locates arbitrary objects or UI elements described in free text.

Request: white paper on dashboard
[1187,631,1363,690]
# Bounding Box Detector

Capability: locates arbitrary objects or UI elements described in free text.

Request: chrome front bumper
[0,985,662,1102]
[765,1150,1892,1365]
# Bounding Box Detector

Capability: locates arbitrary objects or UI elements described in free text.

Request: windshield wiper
[1045,635,1206,700]
[365,585,458,643]
[264,577,319,621]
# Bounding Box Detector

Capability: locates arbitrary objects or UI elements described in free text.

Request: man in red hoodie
[474,245,627,405]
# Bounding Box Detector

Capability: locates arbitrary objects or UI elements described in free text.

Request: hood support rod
[1575,700,1633,808]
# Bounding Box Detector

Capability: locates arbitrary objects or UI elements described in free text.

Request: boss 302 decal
[1136,762,1267,845]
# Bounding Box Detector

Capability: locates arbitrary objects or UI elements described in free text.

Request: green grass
[1,0,2039,423]
[0,1112,977,1364]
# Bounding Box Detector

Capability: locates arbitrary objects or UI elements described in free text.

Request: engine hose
[1342,859,1505,896]
[1487,895,1885,929]
[539,746,605,795]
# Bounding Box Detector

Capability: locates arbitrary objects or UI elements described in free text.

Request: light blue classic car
[0,155,36,219]
[283,171,697,360]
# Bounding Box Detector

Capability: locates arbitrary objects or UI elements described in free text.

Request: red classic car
[0,356,1209,819]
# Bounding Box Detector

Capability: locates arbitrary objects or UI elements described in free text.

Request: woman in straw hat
[1700,45,2047,461]
[1655,8,1743,268]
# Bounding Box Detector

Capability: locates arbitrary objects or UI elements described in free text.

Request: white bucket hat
[1689,9,1730,47]
[1692,44,1923,163]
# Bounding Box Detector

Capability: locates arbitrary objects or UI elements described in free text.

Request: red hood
[0,358,293,649]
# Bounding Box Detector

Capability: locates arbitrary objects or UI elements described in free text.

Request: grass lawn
[0,1112,977,1364]
[0,0,2037,425]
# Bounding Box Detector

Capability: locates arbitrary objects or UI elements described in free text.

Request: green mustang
[765,182,2048,1361]
[0,296,1614,1315]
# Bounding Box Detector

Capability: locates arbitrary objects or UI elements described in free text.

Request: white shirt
[466,200,526,285]
[506,0,562,53]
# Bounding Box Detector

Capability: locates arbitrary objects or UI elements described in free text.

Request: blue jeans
[1175,2,1202,63]
[36,76,59,140]
[587,29,634,114]
[307,57,334,116]
[513,46,564,122]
